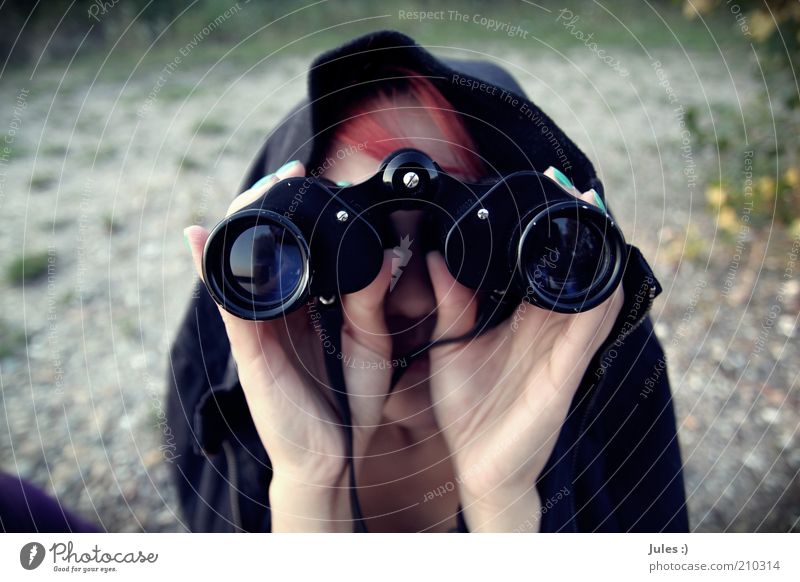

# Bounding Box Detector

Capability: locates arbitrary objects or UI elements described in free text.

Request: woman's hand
[184,161,395,531]
[425,169,625,532]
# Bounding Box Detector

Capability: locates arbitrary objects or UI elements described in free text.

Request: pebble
[776,315,796,338]
[759,407,780,425]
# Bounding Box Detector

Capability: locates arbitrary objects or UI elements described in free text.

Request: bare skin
[184,122,624,532]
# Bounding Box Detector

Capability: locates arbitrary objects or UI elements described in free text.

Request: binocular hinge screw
[477,208,489,220]
[403,171,420,189]
[336,210,349,222]
[319,295,336,305]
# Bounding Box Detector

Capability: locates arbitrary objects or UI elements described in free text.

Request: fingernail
[336,180,351,187]
[250,174,274,189]
[182,227,192,251]
[551,167,574,188]
[589,188,607,213]
[275,160,300,175]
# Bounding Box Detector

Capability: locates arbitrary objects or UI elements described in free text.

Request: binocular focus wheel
[381,150,440,202]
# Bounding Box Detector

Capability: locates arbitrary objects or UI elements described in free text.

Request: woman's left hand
[425,169,625,532]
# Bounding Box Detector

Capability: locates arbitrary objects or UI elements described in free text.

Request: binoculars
[202,149,626,320]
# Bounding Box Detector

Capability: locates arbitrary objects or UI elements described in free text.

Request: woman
[169,30,688,533]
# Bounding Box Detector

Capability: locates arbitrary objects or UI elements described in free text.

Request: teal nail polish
[590,189,608,213]
[251,174,274,189]
[336,180,351,187]
[183,230,191,251]
[552,167,573,188]
[276,160,300,174]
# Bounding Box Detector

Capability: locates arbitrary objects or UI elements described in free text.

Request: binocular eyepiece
[202,149,626,320]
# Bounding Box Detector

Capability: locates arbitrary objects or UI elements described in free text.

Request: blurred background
[0,0,797,532]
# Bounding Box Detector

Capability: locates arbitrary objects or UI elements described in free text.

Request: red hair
[329,68,485,181]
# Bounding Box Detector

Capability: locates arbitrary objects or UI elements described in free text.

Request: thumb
[340,250,393,360]
[184,225,210,280]
[426,251,478,341]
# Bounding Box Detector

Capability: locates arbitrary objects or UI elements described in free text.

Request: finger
[543,166,581,196]
[184,224,210,281]
[341,250,393,342]
[227,160,306,216]
[554,285,624,377]
[578,188,595,205]
[578,187,610,215]
[426,251,479,340]
[542,166,609,213]
[341,252,394,415]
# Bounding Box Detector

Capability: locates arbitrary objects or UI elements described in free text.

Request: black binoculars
[202,149,626,320]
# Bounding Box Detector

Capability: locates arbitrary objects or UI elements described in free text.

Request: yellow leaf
[706,185,727,206]
[682,1,699,19]
[785,167,800,188]
[758,176,776,200]
[750,10,776,42]
[683,0,716,19]
[718,206,739,233]
[790,219,800,239]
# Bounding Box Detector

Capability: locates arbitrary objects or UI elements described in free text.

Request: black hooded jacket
[165,30,689,532]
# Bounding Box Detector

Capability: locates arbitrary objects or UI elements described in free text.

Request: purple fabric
[0,472,100,533]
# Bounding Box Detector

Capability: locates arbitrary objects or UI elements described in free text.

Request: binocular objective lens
[229,224,305,305]
[521,215,608,299]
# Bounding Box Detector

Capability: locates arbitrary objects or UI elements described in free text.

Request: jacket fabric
[165,30,689,532]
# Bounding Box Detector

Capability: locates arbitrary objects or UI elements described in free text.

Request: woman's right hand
[184,161,395,531]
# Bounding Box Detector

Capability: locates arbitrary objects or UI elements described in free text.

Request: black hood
[241,29,605,200]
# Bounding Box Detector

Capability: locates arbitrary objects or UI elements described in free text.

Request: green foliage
[179,155,203,171]
[683,0,800,235]
[693,100,800,233]
[29,173,56,191]
[193,118,228,136]
[0,318,27,359]
[42,143,69,157]
[6,251,52,285]
[3,0,751,72]
[102,212,121,234]
[683,0,800,100]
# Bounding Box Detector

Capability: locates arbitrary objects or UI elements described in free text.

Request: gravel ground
[0,44,797,532]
